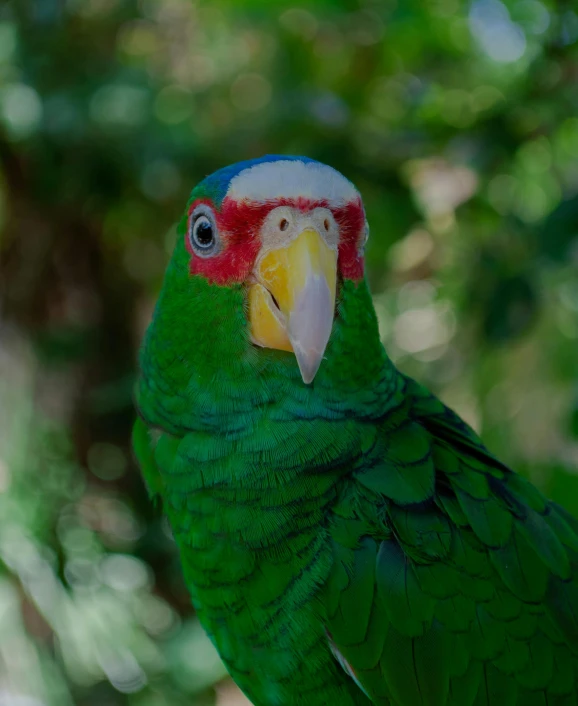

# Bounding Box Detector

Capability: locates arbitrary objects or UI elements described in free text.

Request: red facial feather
[333,199,365,281]
[186,196,365,286]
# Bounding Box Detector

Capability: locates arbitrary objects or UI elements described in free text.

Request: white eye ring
[188,208,220,257]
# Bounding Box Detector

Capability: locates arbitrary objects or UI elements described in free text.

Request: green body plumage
[134,157,578,705]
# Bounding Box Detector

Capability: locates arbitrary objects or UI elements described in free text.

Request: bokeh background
[0,0,577,704]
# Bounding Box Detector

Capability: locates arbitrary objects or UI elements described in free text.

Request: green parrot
[133,155,578,705]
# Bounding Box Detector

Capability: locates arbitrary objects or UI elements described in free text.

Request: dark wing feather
[324,377,578,705]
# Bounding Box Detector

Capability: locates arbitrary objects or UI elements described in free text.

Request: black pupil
[195,220,213,246]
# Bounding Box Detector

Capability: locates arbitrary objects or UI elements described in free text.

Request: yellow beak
[248,228,338,384]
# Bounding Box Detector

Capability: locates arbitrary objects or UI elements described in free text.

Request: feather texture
[323,376,578,705]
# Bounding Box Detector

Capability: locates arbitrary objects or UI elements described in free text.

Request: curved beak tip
[288,275,334,384]
[294,352,323,385]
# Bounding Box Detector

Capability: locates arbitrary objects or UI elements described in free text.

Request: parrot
[133,155,578,706]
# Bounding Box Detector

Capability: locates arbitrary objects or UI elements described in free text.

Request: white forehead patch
[226,160,359,205]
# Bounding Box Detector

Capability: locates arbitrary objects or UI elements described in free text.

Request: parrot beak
[248,228,338,384]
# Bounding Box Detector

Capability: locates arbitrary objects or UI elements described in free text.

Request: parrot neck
[137,273,400,435]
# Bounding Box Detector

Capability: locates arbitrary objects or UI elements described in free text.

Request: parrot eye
[188,206,220,257]
[193,217,214,248]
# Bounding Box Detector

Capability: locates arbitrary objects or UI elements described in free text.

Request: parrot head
[138,155,385,430]
[182,155,367,383]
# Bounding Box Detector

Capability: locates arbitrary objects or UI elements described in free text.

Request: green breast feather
[133,156,578,705]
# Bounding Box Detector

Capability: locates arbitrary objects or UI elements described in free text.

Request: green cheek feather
[134,156,578,706]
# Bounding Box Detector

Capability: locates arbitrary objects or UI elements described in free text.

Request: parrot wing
[132,415,165,501]
[324,377,578,706]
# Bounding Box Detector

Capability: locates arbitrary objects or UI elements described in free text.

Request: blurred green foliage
[0,0,577,704]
